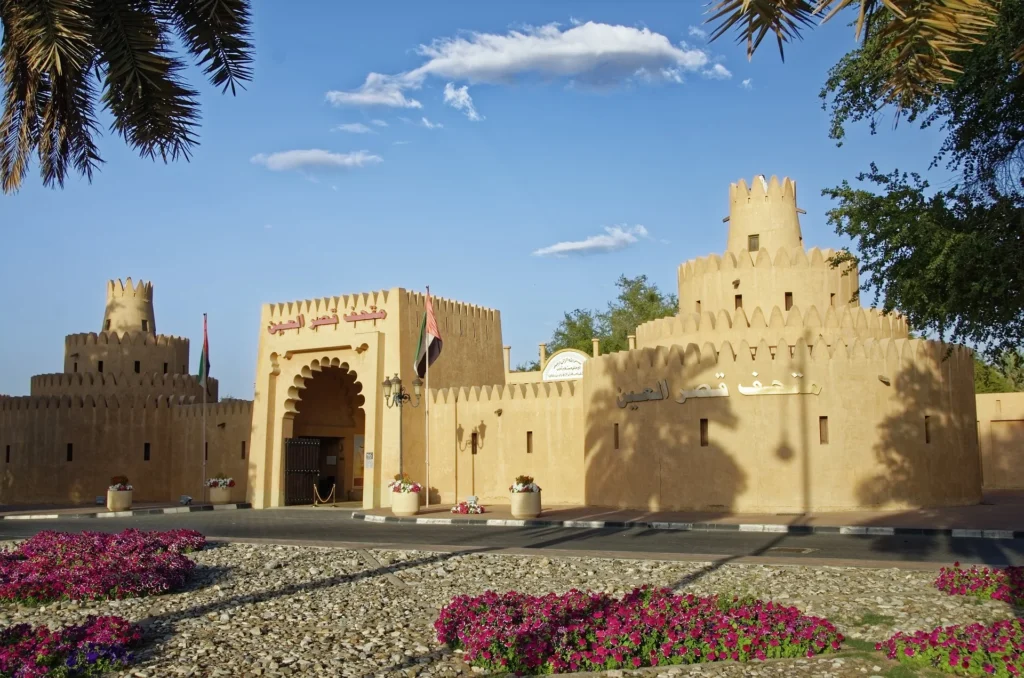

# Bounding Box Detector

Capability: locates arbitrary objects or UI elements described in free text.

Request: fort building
[1,175,1018,510]
[0,279,252,505]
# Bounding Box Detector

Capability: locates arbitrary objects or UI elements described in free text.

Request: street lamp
[382,373,422,477]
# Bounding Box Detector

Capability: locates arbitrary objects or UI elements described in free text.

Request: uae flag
[414,291,442,378]
[198,314,211,392]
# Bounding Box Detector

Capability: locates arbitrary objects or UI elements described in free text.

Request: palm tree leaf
[36,52,103,189]
[161,0,254,94]
[90,0,200,162]
[4,0,93,75]
[706,0,819,60]
[1,0,45,193]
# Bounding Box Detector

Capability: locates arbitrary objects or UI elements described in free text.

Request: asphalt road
[2,509,1023,568]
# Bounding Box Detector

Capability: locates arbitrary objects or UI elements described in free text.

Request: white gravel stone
[1,541,1015,677]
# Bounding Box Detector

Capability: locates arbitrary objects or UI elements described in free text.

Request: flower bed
[935,561,1024,606]
[0,615,142,677]
[435,586,843,674]
[0,528,206,603]
[877,618,1023,676]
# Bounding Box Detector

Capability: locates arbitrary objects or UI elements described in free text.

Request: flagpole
[424,287,430,508]
[201,313,207,506]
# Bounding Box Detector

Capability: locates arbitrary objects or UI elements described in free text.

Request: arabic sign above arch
[542,349,589,382]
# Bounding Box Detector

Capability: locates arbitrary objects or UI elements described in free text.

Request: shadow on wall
[583,346,746,517]
[453,420,486,502]
[856,347,980,509]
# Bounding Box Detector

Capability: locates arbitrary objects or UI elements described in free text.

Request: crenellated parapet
[30,372,218,400]
[103,278,156,335]
[430,380,579,405]
[267,289,393,319]
[403,289,502,343]
[173,399,255,418]
[635,304,909,350]
[677,246,861,318]
[63,331,190,377]
[0,393,217,411]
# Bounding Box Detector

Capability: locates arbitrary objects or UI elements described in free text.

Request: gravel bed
[0,541,1018,677]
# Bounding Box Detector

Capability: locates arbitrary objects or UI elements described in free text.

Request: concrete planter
[209,487,231,505]
[510,490,541,519]
[106,489,133,512]
[391,491,420,517]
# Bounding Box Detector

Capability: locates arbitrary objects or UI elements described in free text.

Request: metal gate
[284,437,321,505]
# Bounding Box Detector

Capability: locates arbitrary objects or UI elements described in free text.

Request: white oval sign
[542,350,588,382]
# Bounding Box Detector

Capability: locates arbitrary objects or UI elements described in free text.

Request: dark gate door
[284,437,321,505]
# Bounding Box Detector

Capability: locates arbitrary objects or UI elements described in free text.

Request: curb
[350,512,1023,541]
[1,503,252,521]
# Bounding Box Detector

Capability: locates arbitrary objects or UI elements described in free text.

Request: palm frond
[706,0,818,60]
[162,0,254,94]
[90,0,199,162]
[706,0,1004,100]
[37,53,102,188]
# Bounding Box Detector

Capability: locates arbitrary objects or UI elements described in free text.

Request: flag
[414,291,442,378]
[198,314,211,391]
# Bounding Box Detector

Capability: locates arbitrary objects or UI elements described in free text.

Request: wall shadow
[583,346,746,520]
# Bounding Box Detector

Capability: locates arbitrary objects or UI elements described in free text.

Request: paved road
[2,509,1023,568]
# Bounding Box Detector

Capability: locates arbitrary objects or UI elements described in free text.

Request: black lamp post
[382,373,422,477]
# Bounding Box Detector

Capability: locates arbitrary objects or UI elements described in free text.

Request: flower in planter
[934,561,1024,606]
[451,497,485,514]
[206,473,236,489]
[878,618,1024,675]
[388,473,422,493]
[509,475,540,493]
[108,475,133,492]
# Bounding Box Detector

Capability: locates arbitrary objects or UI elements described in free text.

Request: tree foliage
[820,1,1024,357]
[511,275,677,372]
[705,0,1014,108]
[0,0,254,193]
[974,355,1016,393]
[821,0,1024,196]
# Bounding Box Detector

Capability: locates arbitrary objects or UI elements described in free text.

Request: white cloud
[371,119,388,127]
[443,82,482,121]
[741,78,753,90]
[421,117,443,129]
[332,122,374,134]
[688,25,708,40]
[326,72,423,108]
[264,224,273,230]
[393,140,411,145]
[533,224,649,257]
[327,22,718,118]
[702,63,731,79]
[250,149,383,172]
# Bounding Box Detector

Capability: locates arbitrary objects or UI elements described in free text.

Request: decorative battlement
[430,380,579,404]
[404,290,501,323]
[103,278,156,335]
[678,247,846,279]
[0,394,253,412]
[635,304,909,348]
[267,290,392,319]
[107,277,153,301]
[590,337,971,373]
[64,332,190,348]
[30,372,217,398]
[725,175,803,254]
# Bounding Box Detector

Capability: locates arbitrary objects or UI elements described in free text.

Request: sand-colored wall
[0,396,252,505]
[976,393,1024,490]
[63,332,191,378]
[582,338,978,512]
[677,248,862,320]
[426,382,584,506]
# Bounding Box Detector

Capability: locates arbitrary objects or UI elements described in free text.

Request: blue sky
[0,1,951,398]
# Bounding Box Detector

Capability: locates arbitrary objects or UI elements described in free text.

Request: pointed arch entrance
[284,364,366,505]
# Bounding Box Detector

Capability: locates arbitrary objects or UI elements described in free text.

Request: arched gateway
[246,292,505,509]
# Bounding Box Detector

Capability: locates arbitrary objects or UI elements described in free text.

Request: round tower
[103,277,156,335]
[725,175,803,254]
